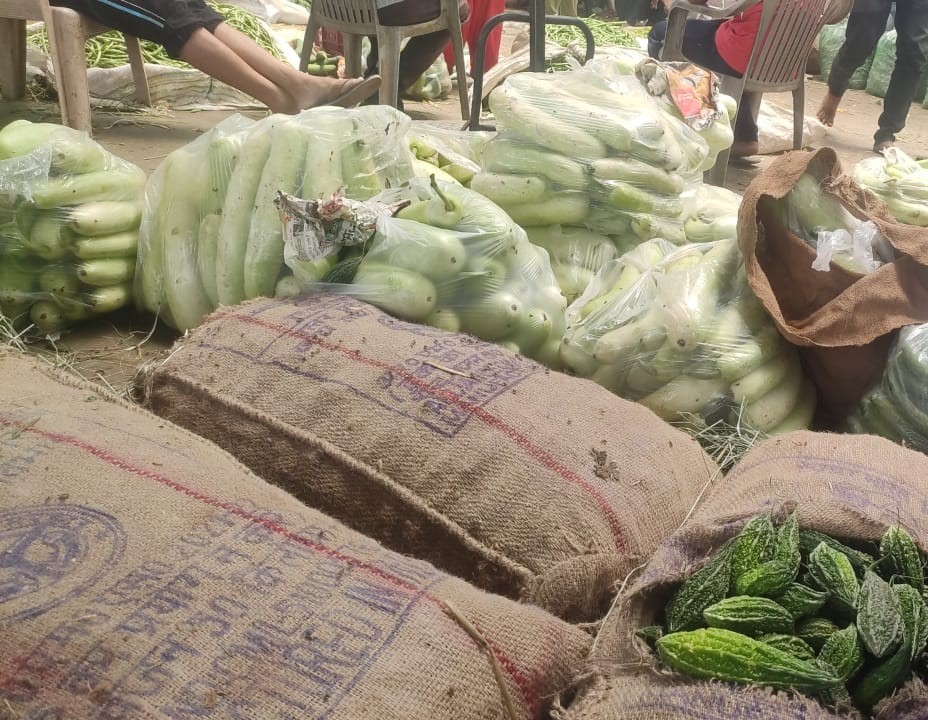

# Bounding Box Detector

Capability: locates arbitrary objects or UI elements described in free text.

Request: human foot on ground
[817,92,841,126]
[289,76,382,112]
[731,139,759,158]
[873,138,895,154]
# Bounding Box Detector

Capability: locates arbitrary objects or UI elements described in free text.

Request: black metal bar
[466,7,596,130]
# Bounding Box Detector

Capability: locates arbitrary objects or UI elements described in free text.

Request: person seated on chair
[49,0,381,114]
[647,0,764,158]
[443,0,506,79]
[364,0,471,107]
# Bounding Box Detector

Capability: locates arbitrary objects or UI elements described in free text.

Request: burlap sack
[738,148,928,420]
[561,430,928,719]
[0,350,591,719]
[142,294,717,622]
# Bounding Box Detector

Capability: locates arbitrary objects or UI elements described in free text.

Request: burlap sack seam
[142,366,539,587]
[216,304,632,556]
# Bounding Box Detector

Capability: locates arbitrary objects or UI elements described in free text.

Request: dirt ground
[3,28,928,394]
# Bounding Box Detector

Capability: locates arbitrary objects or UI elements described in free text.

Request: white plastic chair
[0,0,151,135]
[661,0,853,185]
[299,0,469,119]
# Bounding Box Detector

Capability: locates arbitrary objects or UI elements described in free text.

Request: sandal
[327,76,382,109]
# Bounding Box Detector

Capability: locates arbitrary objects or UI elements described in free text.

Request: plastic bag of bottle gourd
[559,238,816,434]
[406,122,493,187]
[136,105,415,332]
[0,120,145,334]
[849,324,928,454]
[853,147,928,227]
[282,175,568,367]
[475,54,734,254]
[403,55,452,102]
[762,170,895,274]
[681,183,742,244]
[865,30,928,100]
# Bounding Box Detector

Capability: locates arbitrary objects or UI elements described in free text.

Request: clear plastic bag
[476,56,735,302]
[853,147,928,227]
[0,120,144,334]
[768,171,894,273]
[560,238,815,433]
[682,184,741,244]
[282,176,568,367]
[403,56,452,101]
[406,122,493,187]
[136,105,415,331]
[849,324,928,453]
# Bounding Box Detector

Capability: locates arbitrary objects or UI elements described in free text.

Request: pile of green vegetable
[136,106,414,331]
[643,513,928,716]
[764,171,892,274]
[544,17,637,50]
[283,175,567,366]
[0,121,144,334]
[27,2,282,70]
[406,123,490,187]
[559,238,814,433]
[303,51,340,78]
[471,52,736,302]
[854,148,928,227]
[849,324,928,453]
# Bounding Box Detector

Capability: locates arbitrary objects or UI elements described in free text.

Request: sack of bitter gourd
[559,237,816,437]
[848,323,928,455]
[563,430,928,720]
[135,105,414,332]
[741,148,928,421]
[279,175,567,368]
[853,148,928,227]
[0,120,145,334]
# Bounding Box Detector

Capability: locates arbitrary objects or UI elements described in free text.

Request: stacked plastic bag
[0,121,144,333]
[470,51,737,302]
[136,106,415,331]
[280,175,567,366]
[559,238,815,434]
[853,147,928,227]
[849,324,928,453]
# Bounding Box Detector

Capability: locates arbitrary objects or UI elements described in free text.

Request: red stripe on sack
[0,416,538,715]
[223,310,627,554]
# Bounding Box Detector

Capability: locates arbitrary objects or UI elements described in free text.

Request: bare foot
[289,76,382,112]
[731,140,759,158]
[873,139,894,154]
[816,92,841,127]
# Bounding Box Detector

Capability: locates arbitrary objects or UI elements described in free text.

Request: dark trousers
[648,18,759,142]
[365,0,470,93]
[830,0,928,142]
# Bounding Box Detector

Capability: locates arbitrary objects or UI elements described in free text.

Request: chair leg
[377,29,401,108]
[299,16,321,72]
[343,33,363,78]
[793,82,806,150]
[123,35,151,106]
[49,9,93,133]
[706,77,745,186]
[0,18,27,101]
[450,23,469,120]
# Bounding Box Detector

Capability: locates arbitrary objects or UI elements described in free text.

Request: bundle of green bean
[544,17,637,51]
[27,2,282,70]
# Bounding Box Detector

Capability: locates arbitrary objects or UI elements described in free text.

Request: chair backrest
[311,0,379,31]
[1,0,46,20]
[743,0,832,92]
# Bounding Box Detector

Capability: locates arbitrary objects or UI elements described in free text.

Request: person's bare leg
[212,23,377,110]
[817,92,841,127]
[179,27,295,112]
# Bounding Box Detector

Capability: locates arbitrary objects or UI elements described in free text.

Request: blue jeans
[648,18,759,142]
[829,0,928,143]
